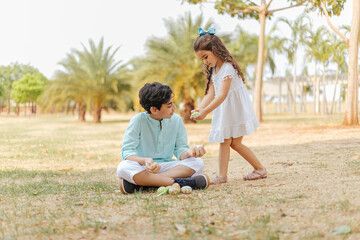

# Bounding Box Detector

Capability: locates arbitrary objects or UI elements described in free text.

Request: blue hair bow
[198,27,216,36]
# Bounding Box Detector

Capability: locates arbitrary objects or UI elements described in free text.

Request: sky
[0,0,353,79]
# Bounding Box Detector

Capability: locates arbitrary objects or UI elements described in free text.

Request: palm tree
[132,13,213,122]
[304,26,327,114]
[277,13,310,116]
[228,26,258,77]
[328,33,348,114]
[318,32,331,115]
[41,38,131,123]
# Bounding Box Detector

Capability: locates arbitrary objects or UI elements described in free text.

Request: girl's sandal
[243,168,267,181]
[210,175,228,185]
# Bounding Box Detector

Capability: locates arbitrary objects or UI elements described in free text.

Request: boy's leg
[158,165,195,178]
[132,171,174,187]
[133,157,204,186]
[158,157,204,178]
[117,158,208,193]
[117,160,174,187]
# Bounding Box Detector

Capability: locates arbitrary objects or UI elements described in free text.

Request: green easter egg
[157,186,166,194]
[191,112,199,117]
[156,186,167,196]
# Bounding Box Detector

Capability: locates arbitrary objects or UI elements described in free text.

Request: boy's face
[150,96,176,120]
[196,50,219,68]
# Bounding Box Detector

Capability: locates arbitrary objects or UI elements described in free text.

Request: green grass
[0,114,360,239]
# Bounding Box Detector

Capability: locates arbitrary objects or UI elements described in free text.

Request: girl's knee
[221,138,232,146]
[230,137,243,148]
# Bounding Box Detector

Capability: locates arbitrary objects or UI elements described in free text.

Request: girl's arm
[195,77,232,120]
[197,82,215,110]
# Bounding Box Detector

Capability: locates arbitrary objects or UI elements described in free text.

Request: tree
[11,73,48,115]
[313,0,359,125]
[304,26,327,114]
[132,13,212,122]
[277,13,310,115]
[41,38,131,123]
[329,32,348,114]
[228,26,258,77]
[0,63,39,114]
[186,0,306,122]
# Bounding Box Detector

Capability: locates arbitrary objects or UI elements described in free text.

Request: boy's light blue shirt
[121,112,189,163]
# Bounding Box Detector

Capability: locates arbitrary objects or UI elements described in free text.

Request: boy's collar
[145,113,163,123]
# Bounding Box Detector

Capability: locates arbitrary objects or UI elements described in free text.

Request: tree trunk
[15,103,19,116]
[180,98,195,123]
[32,102,36,114]
[302,84,307,113]
[343,0,359,125]
[7,99,10,114]
[92,106,102,123]
[277,80,282,113]
[292,51,297,116]
[286,77,293,113]
[300,83,304,113]
[338,78,344,113]
[313,62,318,114]
[321,64,328,115]
[254,4,266,122]
[78,102,86,122]
[330,66,339,114]
[315,63,320,114]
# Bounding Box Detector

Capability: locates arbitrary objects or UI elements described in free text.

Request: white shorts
[116,157,204,184]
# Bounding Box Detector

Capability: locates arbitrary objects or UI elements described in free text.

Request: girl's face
[196,50,219,68]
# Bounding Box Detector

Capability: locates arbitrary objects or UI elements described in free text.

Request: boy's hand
[188,144,206,158]
[145,158,160,174]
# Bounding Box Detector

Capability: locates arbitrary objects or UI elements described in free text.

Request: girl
[191,27,267,185]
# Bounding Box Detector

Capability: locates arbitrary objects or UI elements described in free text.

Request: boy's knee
[116,160,134,178]
[116,166,126,178]
[194,157,205,172]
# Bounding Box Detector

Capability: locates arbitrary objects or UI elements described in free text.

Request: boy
[117,82,210,194]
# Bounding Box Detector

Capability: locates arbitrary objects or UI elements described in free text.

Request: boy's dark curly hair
[139,82,173,114]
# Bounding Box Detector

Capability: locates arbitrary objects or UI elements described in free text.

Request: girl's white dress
[209,62,259,143]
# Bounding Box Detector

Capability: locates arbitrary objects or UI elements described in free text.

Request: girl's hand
[190,109,198,120]
[191,109,207,121]
[145,158,161,174]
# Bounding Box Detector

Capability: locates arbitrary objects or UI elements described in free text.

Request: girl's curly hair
[194,33,245,95]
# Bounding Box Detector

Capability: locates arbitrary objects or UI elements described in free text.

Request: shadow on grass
[0,168,118,197]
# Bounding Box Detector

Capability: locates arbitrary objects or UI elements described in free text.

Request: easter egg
[157,186,167,196]
[181,186,192,194]
[191,111,199,118]
[169,183,181,195]
[168,187,179,195]
[157,186,166,194]
[165,186,171,192]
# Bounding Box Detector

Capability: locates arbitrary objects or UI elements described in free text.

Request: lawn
[0,113,359,239]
